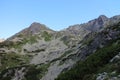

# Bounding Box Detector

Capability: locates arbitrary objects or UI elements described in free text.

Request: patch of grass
[27,35,38,44]
[0,62,50,80]
[24,63,50,80]
[0,65,28,80]
[60,36,70,46]
[17,34,23,37]
[42,31,52,41]
[111,22,120,30]
[0,53,31,71]
[36,63,50,79]
[6,35,39,50]
[83,37,93,45]
[55,32,62,39]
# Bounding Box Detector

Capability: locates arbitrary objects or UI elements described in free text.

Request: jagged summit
[23,22,54,34]
[97,15,109,23]
[8,22,54,40]
[98,15,108,20]
[30,22,48,30]
[67,15,109,34]
[28,22,53,34]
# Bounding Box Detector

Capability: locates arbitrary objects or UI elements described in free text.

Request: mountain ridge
[6,14,120,41]
[0,14,120,80]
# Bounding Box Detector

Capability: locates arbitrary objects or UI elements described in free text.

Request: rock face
[21,22,53,35]
[0,14,120,80]
[8,22,54,40]
[67,15,108,32]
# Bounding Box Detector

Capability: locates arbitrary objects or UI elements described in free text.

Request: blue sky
[0,0,120,39]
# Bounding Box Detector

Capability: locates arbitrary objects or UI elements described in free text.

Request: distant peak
[98,15,108,20]
[30,22,45,27]
[32,22,40,24]
[99,15,107,18]
[24,22,54,35]
[29,22,47,30]
[29,22,54,32]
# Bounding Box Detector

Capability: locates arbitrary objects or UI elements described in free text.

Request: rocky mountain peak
[28,22,51,34]
[98,15,108,20]
[20,22,53,35]
[66,15,109,35]
[97,15,109,24]
[84,15,109,31]
[7,22,54,40]
[30,22,46,29]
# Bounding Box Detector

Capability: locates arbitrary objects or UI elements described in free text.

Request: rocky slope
[56,19,120,80]
[0,14,120,80]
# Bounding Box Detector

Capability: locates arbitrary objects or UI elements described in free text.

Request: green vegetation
[21,35,38,45]
[61,36,70,46]
[25,65,40,80]
[17,34,23,37]
[0,68,16,80]
[60,49,73,58]
[24,63,50,80]
[55,32,62,39]
[110,22,120,30]
[0,53,31,71]
[42,31,52,41]
[0,35,39,51]
[82,32,96,45]
[10,35,39,50]
[56,38,120,80]
[0,63,50,80]
[82,37,93,45]
[27,35,38,44]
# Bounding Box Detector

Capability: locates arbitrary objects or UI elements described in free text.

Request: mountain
[67,15,108,32]
[8,22,54,40]
[0,14,120,80]
[18,22,54,35]
[56,20,120,80]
